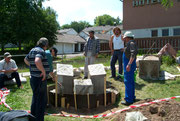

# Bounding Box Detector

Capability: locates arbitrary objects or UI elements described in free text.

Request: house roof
[57,28,76,34]
[83,25,123,32]
[56,34,86,44]
[95,34,111,41]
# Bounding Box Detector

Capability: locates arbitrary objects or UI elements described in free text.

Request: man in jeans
[24,37,50,121]
[83,31,100,79]
[0,52,23,89]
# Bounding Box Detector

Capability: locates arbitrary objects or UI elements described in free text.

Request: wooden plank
[61,97,65,108]
[97,100,99,108]
[104,77,106,107]
[74,93,77,110]
[87,93,90,109]
[55,75,58,107]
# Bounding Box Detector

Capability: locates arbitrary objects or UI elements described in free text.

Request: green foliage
[0,0,60,52]
[161,0,174,8]
[161,55,176,65]
[61,21,92,33]
[94,14,122,26]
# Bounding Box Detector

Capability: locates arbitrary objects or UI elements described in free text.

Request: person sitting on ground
[0,52,23,89]
[45,47,58,81]
[157,43,180,66]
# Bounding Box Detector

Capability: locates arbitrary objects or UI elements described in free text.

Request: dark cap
[4,52,12,58]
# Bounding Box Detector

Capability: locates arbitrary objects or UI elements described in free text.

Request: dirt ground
[106,99,180,121]
[49,99,180,121]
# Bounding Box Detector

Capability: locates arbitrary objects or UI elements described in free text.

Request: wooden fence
[99,36,180,54]
[135,36,180,54]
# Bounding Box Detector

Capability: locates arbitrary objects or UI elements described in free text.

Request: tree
[94,14,122,26]
[0,0,60,52]
[61,21,92,33]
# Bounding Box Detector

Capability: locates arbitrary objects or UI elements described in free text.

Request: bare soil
[106,99,180,121]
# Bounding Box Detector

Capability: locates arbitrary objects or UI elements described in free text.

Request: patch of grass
[1,55,180,121]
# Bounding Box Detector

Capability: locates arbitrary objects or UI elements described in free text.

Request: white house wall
[54,43,75,54]
[123,26,180,38]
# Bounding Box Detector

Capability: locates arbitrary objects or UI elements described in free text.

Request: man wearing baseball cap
[121,31,138,106]
[0,52,23,89]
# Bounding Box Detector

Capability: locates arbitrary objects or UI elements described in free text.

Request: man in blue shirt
[24,37,50,121]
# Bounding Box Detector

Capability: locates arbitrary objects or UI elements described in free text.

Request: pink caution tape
[47,96,180,118]
[0,87,12,110]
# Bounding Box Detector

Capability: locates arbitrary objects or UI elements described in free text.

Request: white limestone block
[88,64,106,76]
[74,79,93,94]
[57,64,73,76]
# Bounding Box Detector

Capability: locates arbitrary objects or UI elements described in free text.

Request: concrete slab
[74,79,93,95]
[139,55,160,80]
[57,64,74,94]
[57,64,73,76]
[88,64,106,94]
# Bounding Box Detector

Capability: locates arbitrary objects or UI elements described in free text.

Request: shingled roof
[95,34,111,41]
[56,34,86,44]
[83,25,123,32]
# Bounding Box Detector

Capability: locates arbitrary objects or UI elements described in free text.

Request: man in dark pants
[24,37,50,121]
[0,52,23,89]
[109,27,124,80]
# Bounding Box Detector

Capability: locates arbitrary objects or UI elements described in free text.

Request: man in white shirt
[0,52,22,89]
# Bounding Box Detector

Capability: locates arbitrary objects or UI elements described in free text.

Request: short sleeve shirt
[25,46,50,77]
[0,59,18,78]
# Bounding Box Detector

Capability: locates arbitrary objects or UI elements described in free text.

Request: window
[136,0,139,6]
[173,28,180,36]
[162,29,169,36]
[139,0,145,5]
[151,30,158,37]
[147,0,150,4]
[151,0,157,3]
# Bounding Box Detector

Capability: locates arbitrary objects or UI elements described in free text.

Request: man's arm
[35,57,46,81]
[109,36,114,54]
[24,57,30,66]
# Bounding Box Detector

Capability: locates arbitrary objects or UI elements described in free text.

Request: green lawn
[1,55,180,121]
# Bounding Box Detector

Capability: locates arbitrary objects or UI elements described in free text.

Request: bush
[161,56,176,65]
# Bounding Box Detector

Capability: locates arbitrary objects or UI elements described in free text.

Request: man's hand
[126,65,131,72]
[111,50,114,55]
[40,71,46,81]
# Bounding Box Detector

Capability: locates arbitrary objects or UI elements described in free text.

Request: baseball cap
[4,52,12,58]
[123,31,134,38]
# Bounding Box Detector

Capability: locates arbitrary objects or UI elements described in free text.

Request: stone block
[74,79,93,95]
[139,55,160,80]
[88,64,106,94]
[57,64,74,94]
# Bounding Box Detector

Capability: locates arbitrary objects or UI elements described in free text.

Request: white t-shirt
[113,35,124,50]
[0,59,18,78]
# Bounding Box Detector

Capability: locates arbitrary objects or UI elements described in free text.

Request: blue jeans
[0,72,21,88]
[30,76,47,121]
[110,50,123,77]
[123,53,136,103]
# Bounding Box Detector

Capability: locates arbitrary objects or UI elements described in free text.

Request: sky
[43,0,123,26]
